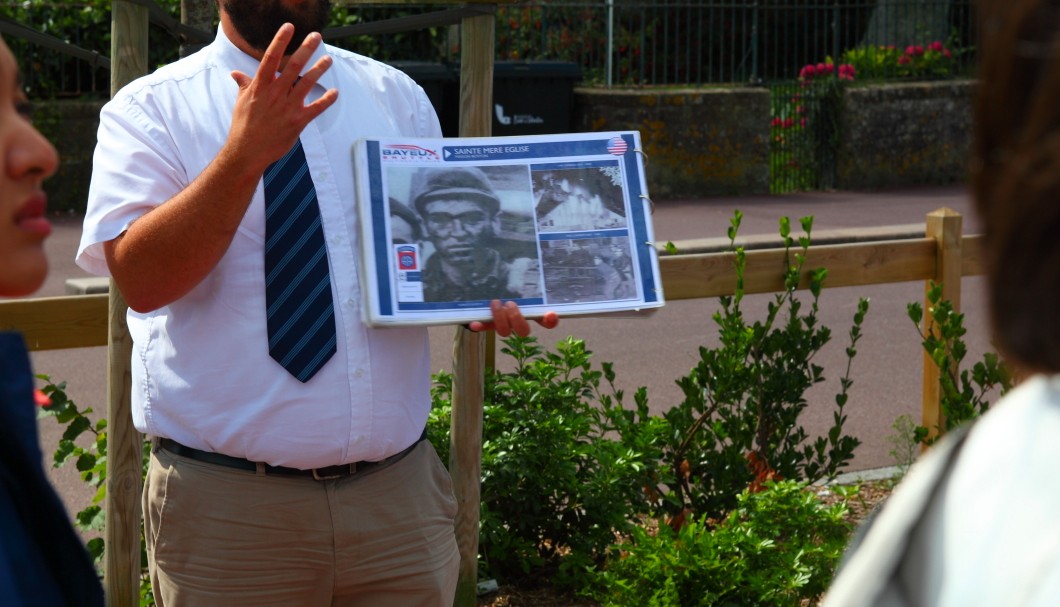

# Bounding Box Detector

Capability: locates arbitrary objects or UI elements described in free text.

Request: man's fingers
[488,300,510,336]
[501,301,531,337]
[536,311,559,330]
[279,31,324,88]
[297,55,333,93]
[468,303,556,336]
[258,23,295,82]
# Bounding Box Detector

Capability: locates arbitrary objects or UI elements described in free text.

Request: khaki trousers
[143,440,459,607]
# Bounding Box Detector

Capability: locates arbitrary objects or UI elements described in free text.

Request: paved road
[26,184,990,517]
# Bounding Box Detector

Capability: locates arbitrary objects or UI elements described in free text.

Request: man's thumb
[230,70,251,89]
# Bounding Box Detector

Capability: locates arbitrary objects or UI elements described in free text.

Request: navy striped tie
[263,140,336,382]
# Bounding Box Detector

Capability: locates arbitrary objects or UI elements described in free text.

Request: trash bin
[391,60,582,137]
[388,61,460,137]
[491,61,582,136]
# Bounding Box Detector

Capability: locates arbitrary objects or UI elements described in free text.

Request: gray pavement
[25,184,988,518]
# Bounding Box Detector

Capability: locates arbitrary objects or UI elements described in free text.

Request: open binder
[352,131,664,326]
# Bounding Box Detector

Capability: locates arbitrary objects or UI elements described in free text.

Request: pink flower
[823,63,835,74]
[898,55,911,66]
[816,62,827,73]
[34,389,51,407]
[943,49,952,58]
[928,41,945,53]
[800,64,817,78]
[783,117,795,129]
[800,118,807,128]
[771,117,783,128]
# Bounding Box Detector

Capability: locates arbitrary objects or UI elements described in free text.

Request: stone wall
[835,80,975,190]
[572,87,771,199]
[37,80,972,213]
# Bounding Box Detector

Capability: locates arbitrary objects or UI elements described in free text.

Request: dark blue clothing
[0,332,104,606]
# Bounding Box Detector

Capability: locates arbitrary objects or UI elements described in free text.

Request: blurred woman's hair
[970,0,1060,373]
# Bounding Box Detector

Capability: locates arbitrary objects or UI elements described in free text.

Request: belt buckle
[311,463,356,481]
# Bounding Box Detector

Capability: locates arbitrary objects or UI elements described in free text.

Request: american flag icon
[606,136,629,156]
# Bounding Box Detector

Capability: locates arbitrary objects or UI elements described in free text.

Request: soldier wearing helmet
[410,166,542,302]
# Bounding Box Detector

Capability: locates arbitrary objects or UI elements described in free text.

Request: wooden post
[451,9,495,606]
[922,207,963,443]
[106,4,147,607]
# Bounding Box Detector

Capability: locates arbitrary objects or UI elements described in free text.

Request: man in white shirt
[77,1,556,605]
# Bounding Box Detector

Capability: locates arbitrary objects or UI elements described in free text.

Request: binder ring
[640,194,655,215]
[634,147,649,167]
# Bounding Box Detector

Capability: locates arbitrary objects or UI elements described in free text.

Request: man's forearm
[104,149,264,313]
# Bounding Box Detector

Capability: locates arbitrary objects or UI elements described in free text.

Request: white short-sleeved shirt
[77,27,443,468]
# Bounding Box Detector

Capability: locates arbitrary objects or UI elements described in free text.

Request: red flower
[34,389,51,407]
[771,117,783,127]
[800,64,817,78]
[928,40,945,53]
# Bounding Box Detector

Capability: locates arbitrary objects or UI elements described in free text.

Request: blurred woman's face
[0,37,58,296]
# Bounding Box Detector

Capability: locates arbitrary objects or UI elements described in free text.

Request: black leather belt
[156,430,427,481]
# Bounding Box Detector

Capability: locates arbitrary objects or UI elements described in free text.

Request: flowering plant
[36,376,155,605]
[770,59,853,192]
[841,40,958,81]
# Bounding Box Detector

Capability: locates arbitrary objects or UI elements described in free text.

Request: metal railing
[490,0,976,86]
[3,0,977,196]
[5,0,976,99]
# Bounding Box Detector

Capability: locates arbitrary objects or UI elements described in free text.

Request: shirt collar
[212,25,338,93]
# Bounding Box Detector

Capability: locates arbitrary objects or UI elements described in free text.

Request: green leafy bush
[36,376,155,605]
[840,39,962,81]
[649,213,867,522]
[428,336,662,587]
[593,480,853,607]
[907,281,1012,443]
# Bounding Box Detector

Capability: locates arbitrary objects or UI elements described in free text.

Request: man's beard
[223,0,333,55]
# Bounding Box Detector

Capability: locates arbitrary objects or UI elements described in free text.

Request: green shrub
[36,376,155,605]
[840,39,963,81]
[593,480,853,607]
[649,213,867,522]
[907,281,1012,443]
[428,336,663,587]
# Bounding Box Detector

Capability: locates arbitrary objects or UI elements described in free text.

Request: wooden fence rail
[0,207,982,606]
